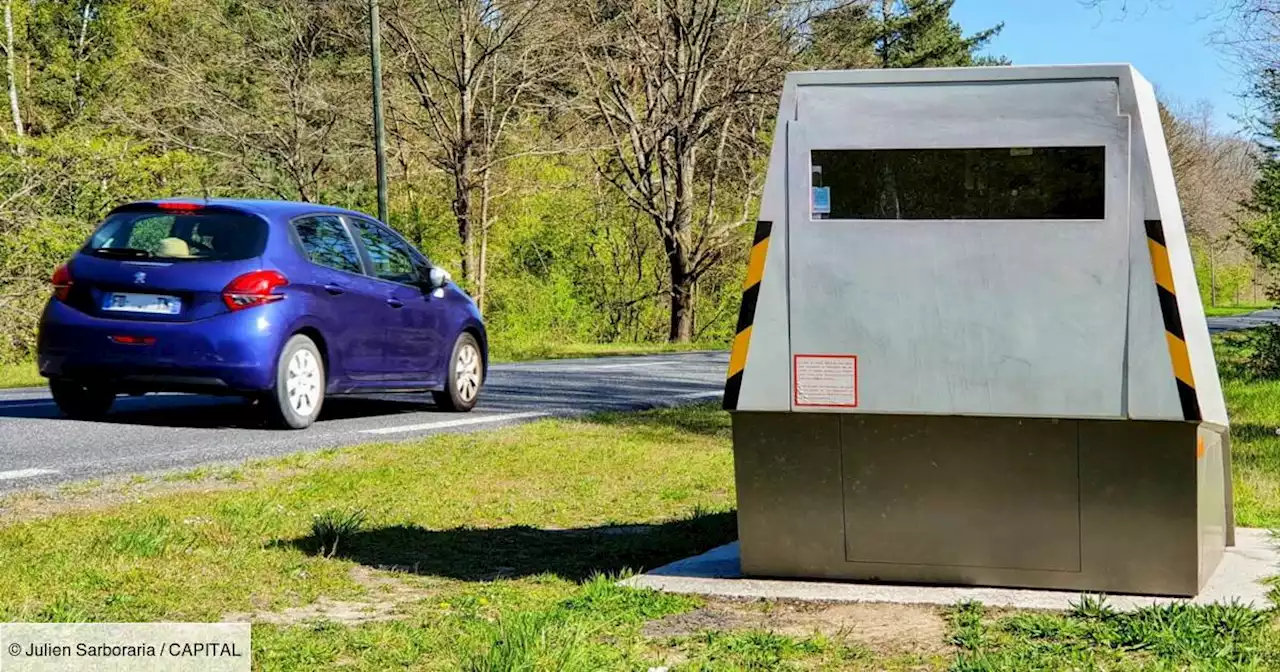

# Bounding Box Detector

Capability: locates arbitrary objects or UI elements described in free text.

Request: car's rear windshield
[86,211,268,261]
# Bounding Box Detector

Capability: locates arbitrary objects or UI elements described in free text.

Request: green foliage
[0,132,208,361]
[808,0,1005,70]
[1193,246,1260,307]
[1242,69,1280,299]
[1230,323,1280,379]
[0,0,999,361]
[949,597,1280,671]
[308,508,367,559]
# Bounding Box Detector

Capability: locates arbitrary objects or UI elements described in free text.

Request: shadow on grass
[584,403,730,439]
[1229,423,1279,443]
[285,510,737,582]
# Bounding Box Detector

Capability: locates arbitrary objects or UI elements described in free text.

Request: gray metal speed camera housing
[724,65,1231,597]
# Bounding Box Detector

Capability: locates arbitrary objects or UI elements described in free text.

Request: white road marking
[361,412,550,436]
[0,468,58,481]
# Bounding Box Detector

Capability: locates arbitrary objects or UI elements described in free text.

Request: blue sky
[951,1,1249,134]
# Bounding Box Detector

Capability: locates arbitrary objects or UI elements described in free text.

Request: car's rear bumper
[36,299,288,392]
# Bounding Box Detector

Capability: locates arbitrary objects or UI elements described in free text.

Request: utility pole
[369,0,389,223]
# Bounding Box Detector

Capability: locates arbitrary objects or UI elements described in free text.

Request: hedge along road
[0,352,728,494]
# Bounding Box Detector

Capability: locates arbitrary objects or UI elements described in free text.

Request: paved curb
[624,529,1278,612]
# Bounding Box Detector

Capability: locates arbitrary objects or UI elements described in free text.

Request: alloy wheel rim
[286,349,321,417]
[455,343,481,402]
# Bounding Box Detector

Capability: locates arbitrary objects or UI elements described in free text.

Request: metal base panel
[732,413,1229,597]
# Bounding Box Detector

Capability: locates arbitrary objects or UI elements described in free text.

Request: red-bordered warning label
[794,355,858,408]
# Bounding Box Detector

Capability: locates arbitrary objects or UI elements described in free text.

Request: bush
[1244,324,1280,379]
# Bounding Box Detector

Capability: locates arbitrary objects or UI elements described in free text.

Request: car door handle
[386,298,404,308]
[323,283,345,295]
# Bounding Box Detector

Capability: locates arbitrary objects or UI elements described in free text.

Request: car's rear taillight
[156,201,204,212]
[109,335,156,345]
[51,263,72,301]
[222,270,288,311]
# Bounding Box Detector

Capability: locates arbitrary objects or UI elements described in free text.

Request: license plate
[102,292,182,315]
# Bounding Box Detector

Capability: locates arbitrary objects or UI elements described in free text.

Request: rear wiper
[92,248,152,259]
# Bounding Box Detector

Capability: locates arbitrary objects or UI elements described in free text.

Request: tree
[1241,69,1280,291]
[867,0,1005,69]
[2,0,22,148]
[806,0,1005,69]
[572,0,804,342]
[127,0,366,201]
[382,0,561,299]
[1159,101,1255,305]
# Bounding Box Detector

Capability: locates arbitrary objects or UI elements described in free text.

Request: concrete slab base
[623,529,1277,612]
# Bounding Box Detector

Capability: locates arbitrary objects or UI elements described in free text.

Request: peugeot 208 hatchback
[37,199,487,429]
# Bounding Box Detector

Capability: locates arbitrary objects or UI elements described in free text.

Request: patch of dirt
[644,598,952,656]
[0,477,252,524]
[223,566,436,626]
[0,456,342,525]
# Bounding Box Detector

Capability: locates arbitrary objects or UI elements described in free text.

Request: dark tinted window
[294,215,362,274]
[87,212,267,261]
[810,147,1106,220]
[353,219,422,284]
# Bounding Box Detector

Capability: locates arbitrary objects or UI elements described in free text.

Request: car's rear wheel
[433,332,483,412]
[49,378,115,420]
[267,334,325,429]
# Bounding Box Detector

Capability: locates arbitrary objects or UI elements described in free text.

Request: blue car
[37,199,487,429]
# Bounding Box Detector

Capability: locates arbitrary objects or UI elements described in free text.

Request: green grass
[0,361,41,389]
[0,406,749,669]
[1204,303,1272,317]
[5,354,1280,668]
[947,598,1280,671]
[490,340,722,363]
[1215,331,1280,527]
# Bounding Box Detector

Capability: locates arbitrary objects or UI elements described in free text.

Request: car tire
[266,334,325,429]
[433,332,483,412]
[49,378,115,420]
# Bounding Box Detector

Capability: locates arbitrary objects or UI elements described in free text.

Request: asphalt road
[1208,309,1280,334]
[0,352,729,494]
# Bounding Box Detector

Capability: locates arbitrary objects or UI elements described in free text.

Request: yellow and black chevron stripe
[1146,219,1201,422]
[724,220,771,410]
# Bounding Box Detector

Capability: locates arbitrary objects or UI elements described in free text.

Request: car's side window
[352,219,420,285]
[293,215,363,275]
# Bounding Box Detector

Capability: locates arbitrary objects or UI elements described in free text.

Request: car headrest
[157,237,192,258]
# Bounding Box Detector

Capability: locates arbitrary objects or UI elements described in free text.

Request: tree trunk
[4,0,23,153]
[663,207,694,342]
[73,1,92,113]
[1209,243,1218,308]
[454,3,475,284]
[453,165,473,283]
[668,262,694,343]
[476,167,491,312]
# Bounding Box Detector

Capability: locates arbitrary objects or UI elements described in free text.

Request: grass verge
[489,340,722,363]
[1216,331,1280,527]
[1205,304,1272,317]
[0,361,41,389]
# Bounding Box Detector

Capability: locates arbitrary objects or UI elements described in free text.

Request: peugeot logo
[133,272,147,285]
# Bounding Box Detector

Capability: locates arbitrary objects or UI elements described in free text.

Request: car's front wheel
[266,334,325,429]
[49,378,115,420]
[433,332,483,412]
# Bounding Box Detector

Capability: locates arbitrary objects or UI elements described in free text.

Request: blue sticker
[812,186,831,215]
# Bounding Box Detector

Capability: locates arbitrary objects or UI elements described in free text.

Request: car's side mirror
[425,267,450,290]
